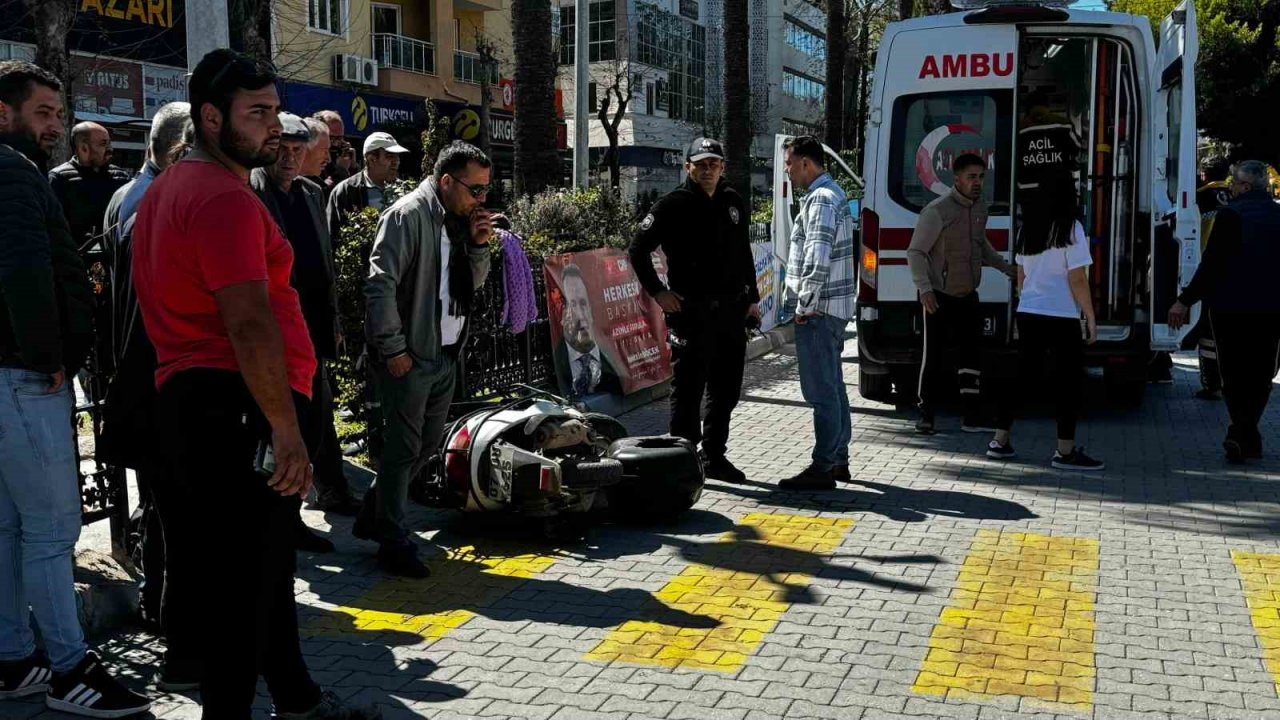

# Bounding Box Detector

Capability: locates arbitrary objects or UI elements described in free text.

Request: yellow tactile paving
[305,545,558,641]
[912,529,1099,711]
[1231,550,1280,697]
[585,513,854,671]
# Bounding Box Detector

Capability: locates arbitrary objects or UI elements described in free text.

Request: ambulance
[775,0,1201,404]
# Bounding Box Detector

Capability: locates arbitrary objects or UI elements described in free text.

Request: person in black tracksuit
[629,137,760,485]
[1168,161,1280,463]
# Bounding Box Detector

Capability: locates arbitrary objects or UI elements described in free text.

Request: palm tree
[512,0,562,195]
[825,0,847,150]
[27,0,76,164]
[898,0,913,19]
[723,0,751,198]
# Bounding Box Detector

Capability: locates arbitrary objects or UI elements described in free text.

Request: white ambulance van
[775,0,1200,405]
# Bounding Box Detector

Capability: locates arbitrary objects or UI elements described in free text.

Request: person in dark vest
[250,113,360,548]
[47,121,131,250]
[1169,160,1280,463]
[629,137,759,485]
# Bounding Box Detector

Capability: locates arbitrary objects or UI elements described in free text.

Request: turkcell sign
[279,81,421,138]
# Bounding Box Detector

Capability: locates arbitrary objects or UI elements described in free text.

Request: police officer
[629,137,759,485]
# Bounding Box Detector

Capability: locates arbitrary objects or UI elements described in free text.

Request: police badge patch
[728,206,740,224]
[640,214,655,230]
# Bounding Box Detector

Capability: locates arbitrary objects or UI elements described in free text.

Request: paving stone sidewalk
[13,330,1280,720]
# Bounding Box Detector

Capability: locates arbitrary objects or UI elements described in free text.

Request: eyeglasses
[449,173,491,198]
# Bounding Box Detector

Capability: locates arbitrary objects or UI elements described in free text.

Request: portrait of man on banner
[545,249,673,397]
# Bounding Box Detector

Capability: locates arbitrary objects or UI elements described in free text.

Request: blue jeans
[795,315,852,470]
[0,369,86,673]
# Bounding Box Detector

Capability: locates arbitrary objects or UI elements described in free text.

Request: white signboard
[751,241,782,333]
[143,64,188,119]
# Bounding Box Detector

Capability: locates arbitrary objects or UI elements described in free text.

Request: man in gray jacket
[908,153,1015,436]
[354,141,493,577]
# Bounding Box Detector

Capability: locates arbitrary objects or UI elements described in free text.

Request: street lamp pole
[573,0,590,189]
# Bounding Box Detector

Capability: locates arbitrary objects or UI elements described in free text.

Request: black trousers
[310,363,350,502]
[154,369,321,719]
[996,313,1084,440]
[668,302,747,460]
[1211,309,1280,447]
[918,291,983,417]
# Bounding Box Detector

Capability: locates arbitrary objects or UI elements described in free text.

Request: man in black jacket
[47,121,130,250]
[1169,160,1280,464]
[251,113,360,521]
[629,137,759,485]
[0,60,151,718]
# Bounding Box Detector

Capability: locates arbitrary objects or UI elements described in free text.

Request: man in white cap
[326,131,409,239]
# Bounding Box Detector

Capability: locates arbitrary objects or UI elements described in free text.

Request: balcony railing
[373,33,435,75]
[454,50,498,85]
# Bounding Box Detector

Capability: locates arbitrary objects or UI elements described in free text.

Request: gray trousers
[358,354,456,544]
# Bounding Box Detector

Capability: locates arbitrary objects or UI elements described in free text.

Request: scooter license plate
[489,444,515,501]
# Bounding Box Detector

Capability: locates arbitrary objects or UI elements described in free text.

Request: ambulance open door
[1149,0,1199,350]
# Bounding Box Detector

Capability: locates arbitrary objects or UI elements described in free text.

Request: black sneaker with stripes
[45,651,151,719]
[0,652,52,699]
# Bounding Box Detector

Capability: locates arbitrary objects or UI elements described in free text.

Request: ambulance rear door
[871,21,1018,322]
[1149,0,1199,350]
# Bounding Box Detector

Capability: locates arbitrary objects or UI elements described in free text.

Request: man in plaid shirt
[781,136,856,490]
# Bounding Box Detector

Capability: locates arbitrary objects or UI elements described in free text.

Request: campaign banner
[544,248,673,397]
[751,242,780,333]
[143,64,187,118]
[279,81,422,138]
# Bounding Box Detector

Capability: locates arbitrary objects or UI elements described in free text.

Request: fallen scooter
[412,387,704,538]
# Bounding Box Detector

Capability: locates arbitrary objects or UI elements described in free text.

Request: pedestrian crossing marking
[1231,550,1280,697]
[913,529,1098,711]
[584,513,854,671]
[305,545,558,641]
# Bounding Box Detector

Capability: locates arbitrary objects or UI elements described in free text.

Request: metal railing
[372,33,436,75]
[456,248,556,406]
[453,50,498,86]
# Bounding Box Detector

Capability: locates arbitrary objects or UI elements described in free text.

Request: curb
[746,322,795,362]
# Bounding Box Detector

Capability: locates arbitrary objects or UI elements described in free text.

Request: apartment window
[372,4,400,35]
[782,118,818,137]
[785,18,825,61]
[309,0,345,35]
[588,82,598,113]
[558,1,617,65]
[783,70,825,102]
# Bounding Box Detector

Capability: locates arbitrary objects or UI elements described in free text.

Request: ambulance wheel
[859,367,894,403]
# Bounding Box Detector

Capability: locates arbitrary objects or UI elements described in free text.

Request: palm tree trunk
[898,0,914,19]
[824,0,847,150]
[723,0,751,198]
[512,0,562,195]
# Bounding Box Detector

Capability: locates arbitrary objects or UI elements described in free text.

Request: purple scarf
[499,229,539,334]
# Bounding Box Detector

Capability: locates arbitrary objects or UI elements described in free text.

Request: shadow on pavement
[703,477,1035,525]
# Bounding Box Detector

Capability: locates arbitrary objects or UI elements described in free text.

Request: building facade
[271,0,558,189]
[559,0,826,203]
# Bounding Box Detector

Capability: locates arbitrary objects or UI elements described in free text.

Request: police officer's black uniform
[629,138,759,483]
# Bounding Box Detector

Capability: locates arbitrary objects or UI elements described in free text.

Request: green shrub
[506,186,638,258]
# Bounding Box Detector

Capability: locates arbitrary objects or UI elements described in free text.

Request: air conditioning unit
[333,54,378,87]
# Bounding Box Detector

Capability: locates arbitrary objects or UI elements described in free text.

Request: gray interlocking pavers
[21,338,1280,719]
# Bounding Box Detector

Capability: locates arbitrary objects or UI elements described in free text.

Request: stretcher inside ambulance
[774,0,1201,405]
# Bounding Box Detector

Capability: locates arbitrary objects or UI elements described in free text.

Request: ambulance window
[1166,83,1182,204]
[889,90,1013,215]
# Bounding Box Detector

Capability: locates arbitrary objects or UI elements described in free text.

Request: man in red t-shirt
[131,49,377,720]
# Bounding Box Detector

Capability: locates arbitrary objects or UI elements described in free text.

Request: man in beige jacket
[908,153,1015,435]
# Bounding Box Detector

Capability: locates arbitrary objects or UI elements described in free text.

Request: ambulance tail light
[858,207,879,302]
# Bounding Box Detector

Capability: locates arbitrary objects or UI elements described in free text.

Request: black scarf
[442,212,475,316]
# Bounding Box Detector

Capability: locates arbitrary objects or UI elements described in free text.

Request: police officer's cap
[687,137,725,163]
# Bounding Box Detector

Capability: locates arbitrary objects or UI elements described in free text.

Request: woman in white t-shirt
[987,185,1104,470]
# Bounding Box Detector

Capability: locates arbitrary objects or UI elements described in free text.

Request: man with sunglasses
[131,49,378,719]
[356,140,493,577]
[629,137,760,486]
